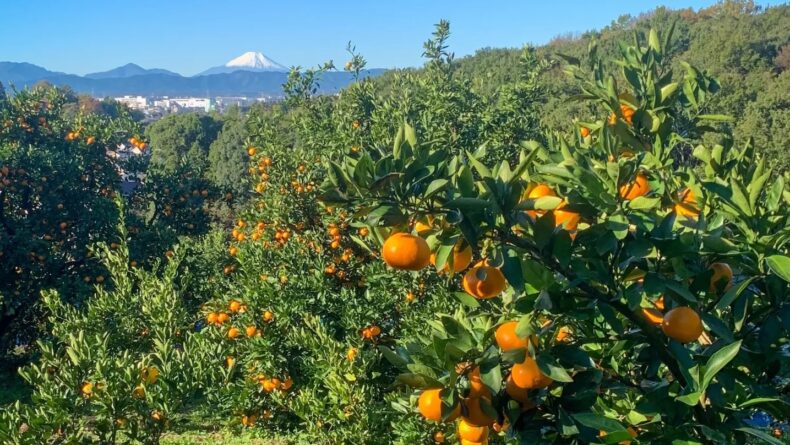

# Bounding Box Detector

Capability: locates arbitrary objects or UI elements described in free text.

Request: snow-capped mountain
[198,51,288,76]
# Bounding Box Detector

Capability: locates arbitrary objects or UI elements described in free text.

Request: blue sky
[0,1,783,76]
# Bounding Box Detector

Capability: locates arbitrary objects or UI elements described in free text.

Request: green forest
[1,2,788,444]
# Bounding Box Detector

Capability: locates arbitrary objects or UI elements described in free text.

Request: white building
[114,95,148,110]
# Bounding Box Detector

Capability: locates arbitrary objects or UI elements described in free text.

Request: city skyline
[1,0,784,76]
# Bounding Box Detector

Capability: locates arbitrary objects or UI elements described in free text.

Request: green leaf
[629,196,661,210]
[736,428,784,445]
[700,340,741,391]
[533,196,563,210]
[571,412,625,432]
[445,197,491,211]
[452,292,480,308]
[765,255,790,283]
[378,346,408,367]
[404,121,417,148]
[537,354,574,383]
[395,373,442,389]
[739,397,780,408]
[676,391,702,406]
[696,114,735,122]
[424,179,448,198]
[714,277,754,311]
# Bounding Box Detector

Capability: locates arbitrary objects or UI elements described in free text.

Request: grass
[161,431,285,445]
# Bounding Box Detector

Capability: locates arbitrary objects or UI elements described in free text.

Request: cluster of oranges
[360,325,381,340]
[251,153,272,194]
[127,136,147,151]
[608,97,636,126]
[254,373,294,393]
[64,129,95,145]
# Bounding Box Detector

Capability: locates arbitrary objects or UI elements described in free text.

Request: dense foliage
[1,3,788,444]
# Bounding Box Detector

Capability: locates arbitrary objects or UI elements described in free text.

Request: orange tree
[0,85,140,357]
[0,208,223,445]
[321,29,790,443]
[192,91,464,443]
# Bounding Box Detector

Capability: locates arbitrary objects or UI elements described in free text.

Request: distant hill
[85,63,181,79]
[0,61,385,97]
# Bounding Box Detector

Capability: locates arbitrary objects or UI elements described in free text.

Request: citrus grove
[1,18,789,445]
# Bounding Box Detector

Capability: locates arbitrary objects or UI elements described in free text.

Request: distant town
[113,94,280,120]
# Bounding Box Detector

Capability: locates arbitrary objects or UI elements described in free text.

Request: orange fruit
[457,418,489,442]
[495,321,528,352]
[418,388,459,422]
[467,367,490,398]
[433,431,445,443]
[523,183,556,220]
[661,307,703,343]
[414,218,433,235]
[510,357,552,390]
[206,312,219,324]
[229,300,242,313]
[619,173,650,200]
[555,326,571,342]
[462,396,495,427]
[227,327,240,339]
[709,263,733,293]
[580,127,590,138]
[381,233,431,271]
[641,307,664,326]
[675,188,699,219]
[245,326,257,337]
[430,242,473,273]
[81,382,93,397]
[217,312,230,324]
[133,384,145,399]
[553,201,581,231]
[247,147,256,156]
[505,375,530,403]
[262,310,274,322]
[463,262,507,299]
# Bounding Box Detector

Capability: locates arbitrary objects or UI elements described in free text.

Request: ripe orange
[462,396,495,427]
[463,262,507,299]
[245,326,257,337]
[495,321,528,352]
[228,246,238,256]
[418,388,459,422]
[510,357,552,390]
[430,242,473,273]
[523,183,556,220]
[262,379,278,392]
[619,173,650,200]
[346,347,358,361]
[217,312,230,324]
[709,262,733,293]
[580,127,590,138]
[555,326,571,342]
[467,367,490,398]
[206,312,219,324]
[675,188,699,219]
[553,201,581,231]
[505,375,530,403]
[661,307,703,343]
[229,300,242,313]
[457,418,489,442]
[262,310,274,322]
[381,233,431,271]
[81,382,93,397]
[247,147,256,156]
[227,327,240,339]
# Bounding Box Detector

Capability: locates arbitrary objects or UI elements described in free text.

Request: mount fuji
[198,51,288,76]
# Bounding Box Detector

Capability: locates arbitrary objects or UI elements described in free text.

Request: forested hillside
[375,1,789,170]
